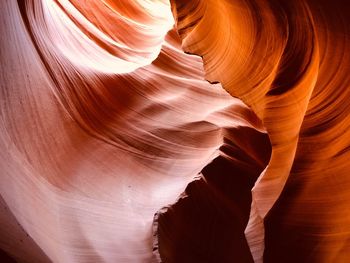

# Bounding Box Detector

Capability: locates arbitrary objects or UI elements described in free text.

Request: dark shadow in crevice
[153,126,271,263]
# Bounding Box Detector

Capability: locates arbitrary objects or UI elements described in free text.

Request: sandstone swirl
[0,0,349,262]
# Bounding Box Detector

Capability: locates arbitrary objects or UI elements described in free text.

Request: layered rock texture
[1,0,349,262]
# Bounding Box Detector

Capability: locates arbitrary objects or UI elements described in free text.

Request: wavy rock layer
[1,0,265,262]
[1,0,349,262]
[171,0,350,262]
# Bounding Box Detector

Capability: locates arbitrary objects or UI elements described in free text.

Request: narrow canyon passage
[1,0,350,262]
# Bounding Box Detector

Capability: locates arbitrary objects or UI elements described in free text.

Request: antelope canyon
[0,0,349,262]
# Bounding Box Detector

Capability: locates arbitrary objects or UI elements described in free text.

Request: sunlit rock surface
[171,0,350,262]
[1,0,349,262]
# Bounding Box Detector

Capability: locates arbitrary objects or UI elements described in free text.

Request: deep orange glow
[1,0,349,262]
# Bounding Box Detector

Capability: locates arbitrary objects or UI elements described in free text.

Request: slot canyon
[1,0,350,262]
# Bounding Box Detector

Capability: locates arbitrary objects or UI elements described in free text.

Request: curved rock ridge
[153,127,271,262]
[1,0,267,262]
[1,0,349,262]
[170,0,350,262]
[28,0,174,73]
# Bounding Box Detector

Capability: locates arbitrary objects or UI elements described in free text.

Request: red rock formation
[1,0,349,262]
[171,0,350,262]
